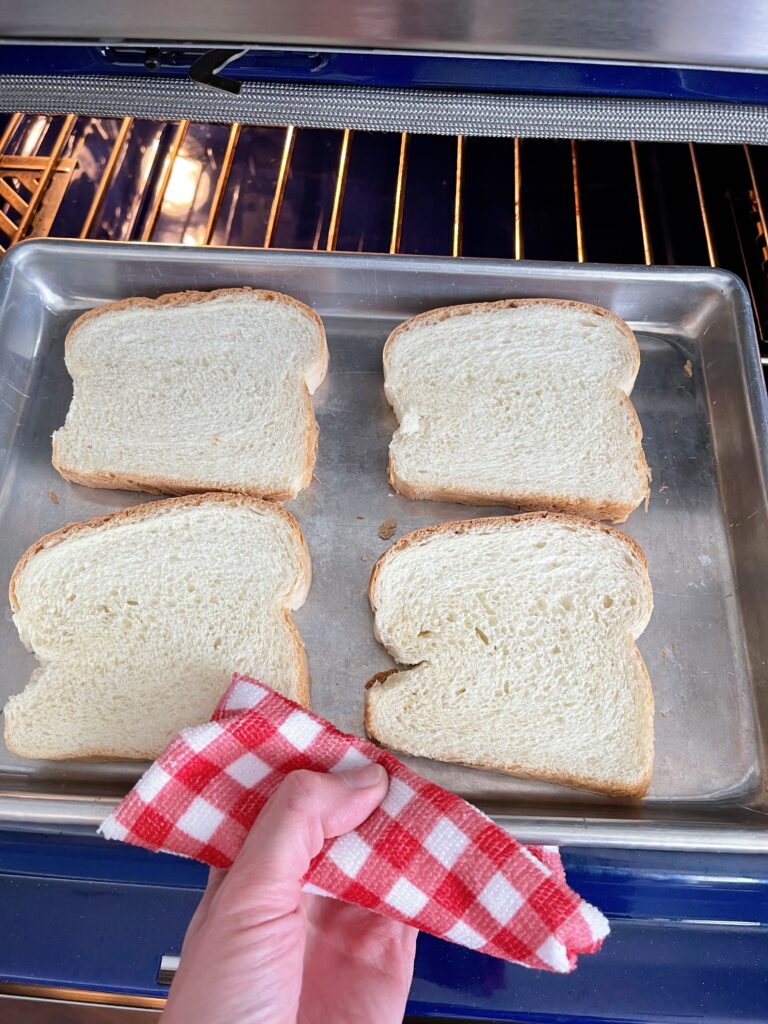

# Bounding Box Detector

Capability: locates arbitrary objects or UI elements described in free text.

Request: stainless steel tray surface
[1,239,767,850]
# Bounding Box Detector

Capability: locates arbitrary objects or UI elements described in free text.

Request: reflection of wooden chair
[0,113,78,253]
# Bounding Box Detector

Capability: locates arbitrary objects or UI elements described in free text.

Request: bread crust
[365,512,654,799]
[383,298,650,523]
[383,297,640,375]
[368,511,651,615]
[53,287,329,501]
[6,493,311,760]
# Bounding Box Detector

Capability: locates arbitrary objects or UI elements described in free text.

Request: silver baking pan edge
[1,239,766,850]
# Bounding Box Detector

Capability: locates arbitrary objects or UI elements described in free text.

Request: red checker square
[173,754,222,793]
[474,822,518,868]
[432,872,476,917]
[423,783,456,815]
[128,804,177,848]
[336,879,382,911]
[526,875,578,927]
[487,926,534,964]
[278,751,315,775]
[229,787,269,830]
[229,714,277,749]
[375,819,422,871]
[197,843,233,869]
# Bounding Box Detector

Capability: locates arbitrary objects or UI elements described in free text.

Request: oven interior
[1,112,767,365]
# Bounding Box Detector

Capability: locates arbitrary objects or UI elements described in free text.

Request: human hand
[162,765,417,1024]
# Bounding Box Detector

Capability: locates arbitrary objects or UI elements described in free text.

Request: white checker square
[423,818,470,869]
[135,764,172,803]
[381,777,415,818]
[580,901,610,941]
[445,920,486,950]
[225,752,272,788]
[327,832,373,879]
[226,680,268,711]
[330,747,372,773]
[176,796,225,843]
[384,878,429,918]
[100,818,128,841]
[278,711,322,751]
[185,722,225,753]
[478,873,524,925]
[536,936,569,972]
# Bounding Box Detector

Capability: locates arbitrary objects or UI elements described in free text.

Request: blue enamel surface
[0,829,766,1021]
[2,44,768,105]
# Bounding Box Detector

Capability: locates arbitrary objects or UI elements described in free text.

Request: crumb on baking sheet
[48,491,58,504]
[356,515,364,520]
[378,516,397,540]
[683,359,693,378]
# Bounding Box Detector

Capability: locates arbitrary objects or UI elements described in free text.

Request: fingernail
[340,763,387,789]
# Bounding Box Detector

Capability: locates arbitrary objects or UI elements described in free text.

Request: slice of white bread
[52,288,329,500]
[384,299,650,522]
[5,493,310,760]
[365,513,653,797]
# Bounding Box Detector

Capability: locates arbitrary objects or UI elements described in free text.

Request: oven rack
[1,112,767,352]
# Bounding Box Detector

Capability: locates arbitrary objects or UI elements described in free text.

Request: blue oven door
[0,830,766,1021]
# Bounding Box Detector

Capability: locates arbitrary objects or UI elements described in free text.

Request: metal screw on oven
[144,48,161,71]
[158,955,180,986]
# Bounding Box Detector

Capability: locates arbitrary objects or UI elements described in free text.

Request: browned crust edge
[364,694,652,798]
[6,492,311,760]
[388,392,650,524]
[55,287,329,500]
[368,511,651,610]
[383,297,650,522]
[51,453,311,503]
[65,286,326,363]
[364,511,653,799]
[382,297,640,378]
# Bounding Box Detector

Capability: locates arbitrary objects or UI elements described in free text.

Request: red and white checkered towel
[100,673,609,972]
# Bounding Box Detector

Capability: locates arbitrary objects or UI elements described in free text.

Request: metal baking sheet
[1,239,767,850]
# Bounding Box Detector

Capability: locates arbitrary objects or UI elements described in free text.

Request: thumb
[223,765,388,919]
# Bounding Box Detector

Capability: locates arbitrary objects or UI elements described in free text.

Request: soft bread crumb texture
[385,300,649,522]
[52,289,328,500]
[366,513,654,797]
[5,494,310,760]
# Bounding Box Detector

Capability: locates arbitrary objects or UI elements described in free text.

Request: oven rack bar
[0,113,767,355]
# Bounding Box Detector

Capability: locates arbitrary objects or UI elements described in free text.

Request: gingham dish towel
[100,673,609,972]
